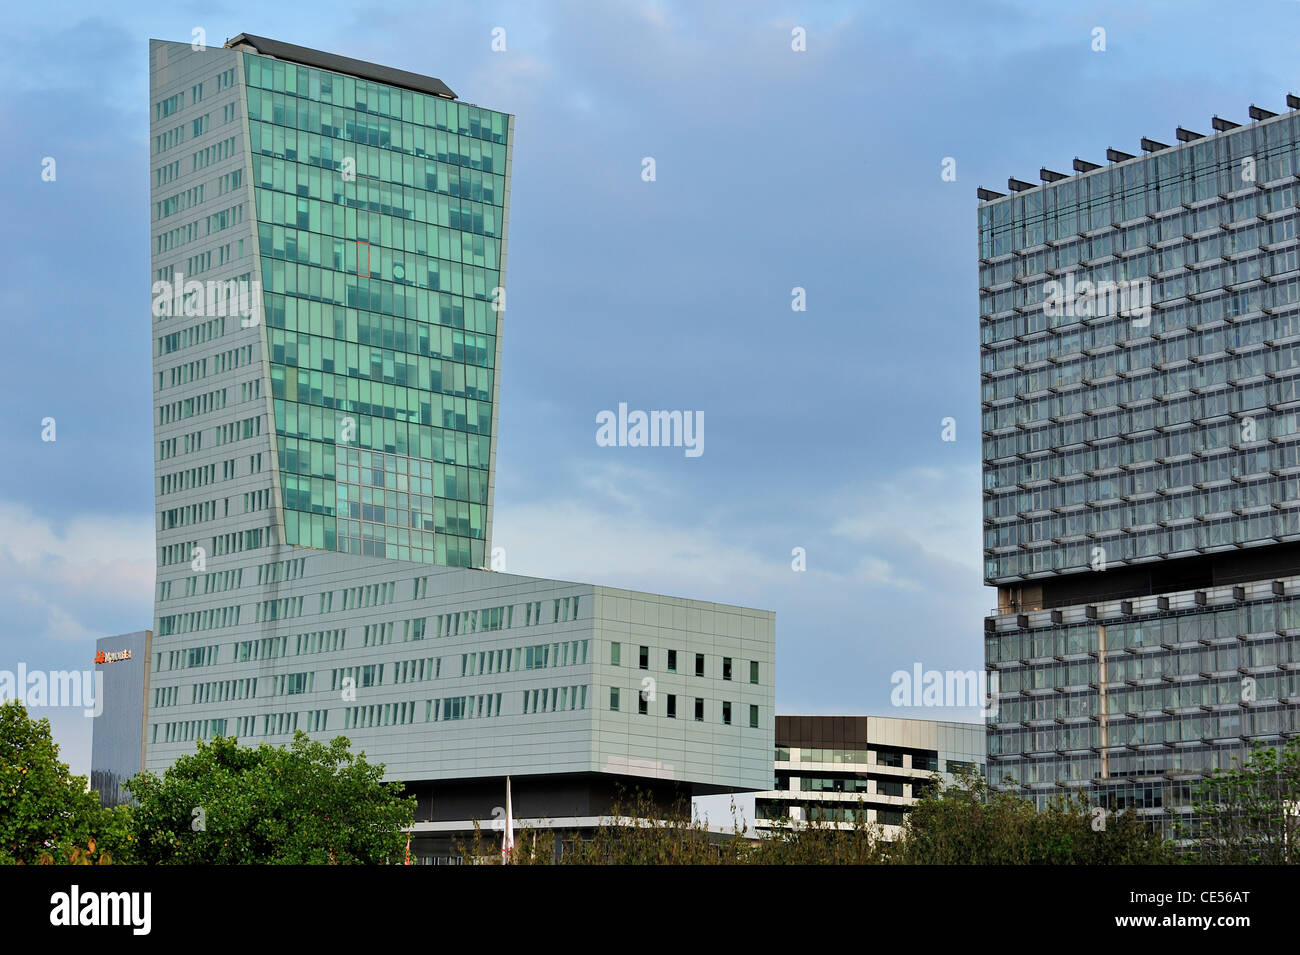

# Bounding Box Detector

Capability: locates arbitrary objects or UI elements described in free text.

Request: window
[610,642,621,666]
[722,657,732,681]
[876,748,904,768]
[877,779,904,797]
[695,653,705,677]
[913,752,939,772]
[749,704,758,729]
[609,687,620,711]
[666,694,677,719]
[749,660,759,684]
[639,645,648,670]
[667,649,677,673]
[638,694,648,715]
[694,698,704,721]
[722,701,732,725]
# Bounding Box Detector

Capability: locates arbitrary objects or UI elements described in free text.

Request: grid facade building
[979,106,1300,833]
[138,35,775,844]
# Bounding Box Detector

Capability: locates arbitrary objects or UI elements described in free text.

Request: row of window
[774,746,943,771]
[980,123,1300,253]
[992,598,1300,658]
[982,204,1298,325]
[990,737,1287,787]
[987,472,1300,554]
[608,688,760,728]
[243,52,509,145]
[609,642,761,684]
[157,343,254,394]
[996,638,1300,691]
[981,239,1298,349]
[986,509,1300,581]
[983,348,1300,458]
[991,703,1300,754]
[981,243,1299,373]
[153,637,594,700]
[756,801,909,827]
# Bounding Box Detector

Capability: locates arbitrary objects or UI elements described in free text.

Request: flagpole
[502,775,514,864]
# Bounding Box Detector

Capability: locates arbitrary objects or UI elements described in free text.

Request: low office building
[754,715,984,837]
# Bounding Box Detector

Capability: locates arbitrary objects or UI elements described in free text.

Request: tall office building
[979,105,1300,834]
[139,34,774,858]
[89,630,153,807]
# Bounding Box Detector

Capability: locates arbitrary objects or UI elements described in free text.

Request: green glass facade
[244,52,508,567]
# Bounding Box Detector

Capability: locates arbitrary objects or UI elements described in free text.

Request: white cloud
[830,464,984,577]
[494,459,986,613]
[496,496,784,608]
[0,501,152,645]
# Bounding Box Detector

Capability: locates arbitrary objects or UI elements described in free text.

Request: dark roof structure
[977,93,1300,202]
[224,32,456,100]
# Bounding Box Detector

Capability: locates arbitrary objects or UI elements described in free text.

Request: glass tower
[239,42,506,566]
[242,41,508,568]
[979,109,1300,834]
[144,35,775,832]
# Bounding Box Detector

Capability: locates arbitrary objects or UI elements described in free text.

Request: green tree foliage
[1189,738,1300,864]
[754,804,890,864]
[0,701,130,864]
[471,777,1173,865]
[560,791,748,864]
[891,771,1175,865]
[126,731,414,864]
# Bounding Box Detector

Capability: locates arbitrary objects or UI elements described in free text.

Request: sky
[3,0,1300,795]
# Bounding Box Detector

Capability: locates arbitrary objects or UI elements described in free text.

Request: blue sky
[3,0,1300,780]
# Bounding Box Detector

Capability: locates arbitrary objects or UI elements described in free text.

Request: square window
[666,694,677,719]
[695,653,705,677]
[667,649,677,673]
[610,642,621,666]
[609,687,620,711]
[722,701,732,725]
[877,748,904,768]
[694,698,704,722]
[639,645,648,670]
[722,657,732,681]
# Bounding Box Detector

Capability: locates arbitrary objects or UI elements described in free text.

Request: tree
[1189,738,1300,864]
[891,770,1175,864]
[126,732,415,864]
[0,701,129,864]
[555,788,746,865]
[750,803,890,865]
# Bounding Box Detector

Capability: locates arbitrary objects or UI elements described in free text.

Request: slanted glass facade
[245,52,508,567]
